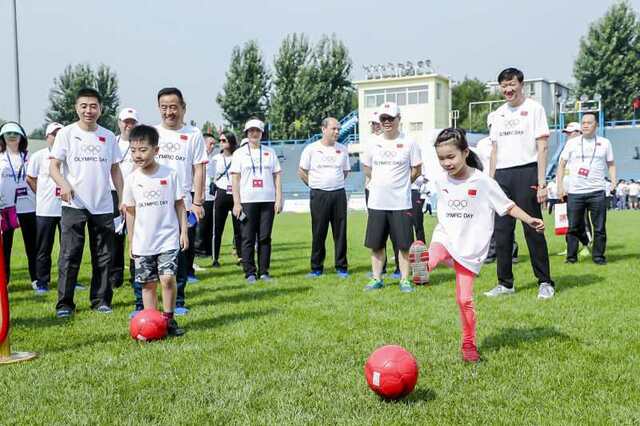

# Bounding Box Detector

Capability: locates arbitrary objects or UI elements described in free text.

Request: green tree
[306,34,354,134]
[268,33,313,139]
[46,64,120,131]
[29,127,45,139]
[574,1,640,120]
[452,77,502,132]
[216,40,270,131]
[200,121,218,136]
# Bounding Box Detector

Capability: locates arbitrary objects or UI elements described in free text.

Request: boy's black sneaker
[167,319,185,337]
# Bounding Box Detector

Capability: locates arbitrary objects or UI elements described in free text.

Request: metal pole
[11,0,22,123]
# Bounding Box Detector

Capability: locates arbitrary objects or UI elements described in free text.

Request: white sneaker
[31,280,39,290]
[537,282,555,300]
[484,284,515,297]
[192,263,205,272]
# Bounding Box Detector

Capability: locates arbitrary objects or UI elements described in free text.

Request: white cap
[0,122,25,138]
[243,118,265,132]
[562,122,581,133]
[118,107,139,122]
[369,111,381,124]
[378,102,400,118]
[486,112,496,128]
[45,122,64,137]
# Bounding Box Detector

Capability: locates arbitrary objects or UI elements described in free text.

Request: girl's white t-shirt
[122,165,183,256]
[229,144,281,203]
[27,148,62,217]
[431,169,514,274]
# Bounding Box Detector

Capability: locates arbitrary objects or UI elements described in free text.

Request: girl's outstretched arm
[508,205,545,233]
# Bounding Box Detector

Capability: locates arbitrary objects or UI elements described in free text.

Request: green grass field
[1,211,639,425]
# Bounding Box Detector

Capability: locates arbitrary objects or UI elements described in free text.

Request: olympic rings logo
[160,142,182,153]
[503,119,520,128]
[320,154,337,163]
[143,190,161,200]
[381,150,397,159]
[448,199,468,210]
[80,144,102,155]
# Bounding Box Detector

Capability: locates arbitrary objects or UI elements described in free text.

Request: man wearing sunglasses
[361,102,422,293]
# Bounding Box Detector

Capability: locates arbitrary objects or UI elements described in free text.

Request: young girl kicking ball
[428,128,545,362]
[123,125,189,336]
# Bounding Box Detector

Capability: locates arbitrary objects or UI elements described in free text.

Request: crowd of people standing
[0,66,624,361]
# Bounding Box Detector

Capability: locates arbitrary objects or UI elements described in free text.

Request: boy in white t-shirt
[123,125,188,337]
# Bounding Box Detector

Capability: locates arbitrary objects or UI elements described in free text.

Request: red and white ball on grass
[129,309,168,341]
[364,345,419,400]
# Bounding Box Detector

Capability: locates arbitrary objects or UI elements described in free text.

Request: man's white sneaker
[484,284,515,297]
[537,282,555,300]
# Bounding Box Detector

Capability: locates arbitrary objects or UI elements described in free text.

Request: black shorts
[365,209,414,251]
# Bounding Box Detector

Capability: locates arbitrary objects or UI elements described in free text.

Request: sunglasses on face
[219,138,227,142]
[379,116,396,123]
[3,132,20,138]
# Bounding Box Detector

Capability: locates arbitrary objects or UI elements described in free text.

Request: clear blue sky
[0,0,637,132]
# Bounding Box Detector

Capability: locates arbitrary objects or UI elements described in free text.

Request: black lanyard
[223,156,230,180]
[580,137,597,166]
[6,152,25,183]
[247,143,262,176]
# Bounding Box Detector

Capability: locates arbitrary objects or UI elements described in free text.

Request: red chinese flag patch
[160,179,168,185]
[264,152,269,156]
[520,111,528,117]
[468,189,477,196]
[396,144,403,148]
[98,136,106,143]
[180,134,188,141]
[336,150,341,154]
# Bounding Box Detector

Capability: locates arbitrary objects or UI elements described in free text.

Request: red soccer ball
[129,309,168,341]
[364,345,419,400]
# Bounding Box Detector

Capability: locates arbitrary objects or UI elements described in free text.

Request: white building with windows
[486,78,571,118]
[353,73,451,145]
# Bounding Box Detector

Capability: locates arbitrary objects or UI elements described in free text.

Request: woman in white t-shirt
[230,119,282,283]
[212,131,242,267]
[426,128,544,363]
[0,122,38,284]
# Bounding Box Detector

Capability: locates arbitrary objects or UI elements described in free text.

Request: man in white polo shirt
[361,102,422,293]
[26,122,63,294]
[49,88,124,317]
[154,87,207,315]
[474,113,519,264]
[556,112,616,265]
[485,67,555,300]
[110,107,139,290]
[298,117,351,278]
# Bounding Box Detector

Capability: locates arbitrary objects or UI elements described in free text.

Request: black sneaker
[167,319,185,337]
[211,260,221,268]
